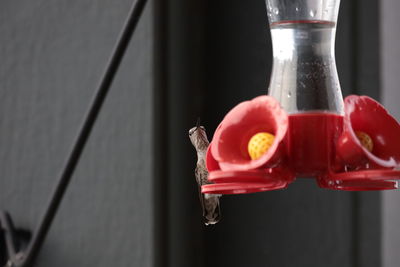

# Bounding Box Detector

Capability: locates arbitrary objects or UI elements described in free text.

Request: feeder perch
[202,0,400,195]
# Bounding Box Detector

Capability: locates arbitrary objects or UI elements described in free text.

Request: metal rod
[0,212,17,260]
[15,0,148,265]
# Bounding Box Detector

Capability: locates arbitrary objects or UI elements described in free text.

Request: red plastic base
[202,182,288,195]
[202,168,294,195]
[320,169,400,191]
[208,168,293,183]
[203,95,400,194]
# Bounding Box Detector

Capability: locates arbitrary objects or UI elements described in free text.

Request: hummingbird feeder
[202,0,400,195]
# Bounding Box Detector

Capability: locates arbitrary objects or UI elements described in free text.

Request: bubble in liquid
[273,8,279,15]
[310,9,316,17]
[296,31,308,39]
[287,92,292,98]
[295,7,299,12]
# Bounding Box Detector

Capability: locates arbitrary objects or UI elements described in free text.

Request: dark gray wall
[381,1,400,267]
[0,1,156,266]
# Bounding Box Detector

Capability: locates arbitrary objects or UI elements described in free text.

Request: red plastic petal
[211,95,288,171]
[337,95,400,168]
[206,143,220,171]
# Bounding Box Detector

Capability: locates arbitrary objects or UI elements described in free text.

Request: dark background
[165,0,380,266]
[0,0,383,266]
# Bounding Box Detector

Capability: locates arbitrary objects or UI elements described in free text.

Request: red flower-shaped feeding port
[321,95,400,190]
[202,95,400,194]
[202,96,295,195]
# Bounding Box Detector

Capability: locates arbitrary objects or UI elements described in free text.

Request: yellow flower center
[248,132,275,160]
[355,131,373,152]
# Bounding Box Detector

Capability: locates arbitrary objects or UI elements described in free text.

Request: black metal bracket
[0,0,148,266]
[0,212,31,267]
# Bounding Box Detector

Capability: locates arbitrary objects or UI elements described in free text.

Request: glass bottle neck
[268,21,344,114]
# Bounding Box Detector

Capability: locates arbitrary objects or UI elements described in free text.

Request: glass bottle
[265,0,344,176]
